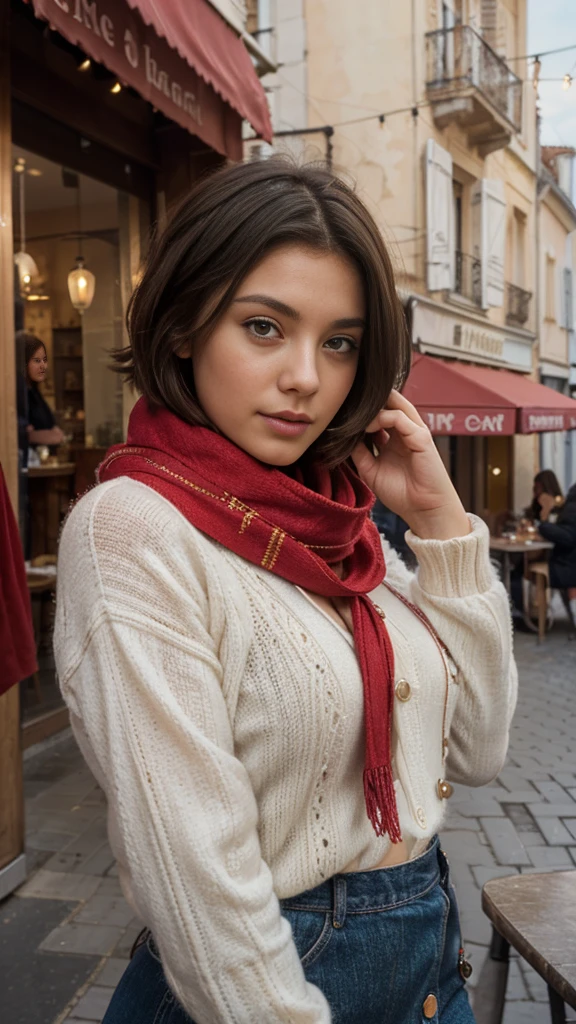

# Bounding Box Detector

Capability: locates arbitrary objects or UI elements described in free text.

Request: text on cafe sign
[426,413,506,434]
[50,0,202,125]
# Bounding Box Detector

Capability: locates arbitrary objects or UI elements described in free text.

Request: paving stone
[549,770,576,786]
[112,918,144,959]
[73,895,135,928]
[444,812,482,831]
[61,821,109,859]
[533,780,576,803]
[527,846,573,868]
[449,796,505,817]
[17,869,101,902]
[80,843,116,877]
[497,769,539,793]
[498,790,543,803]
[40,922,124,956]
[520,962,550,1003]
[440,830,497,867]
[502,1000,551,1023]
[95,956,130,987]
[523,803,576,817]
[470,865,519,889]
[42,851,83,874]
[531,815,575,845]
[95,877,124,897]
[479,818,531,866]
[68,984,114,1019]
[26,830,78,852]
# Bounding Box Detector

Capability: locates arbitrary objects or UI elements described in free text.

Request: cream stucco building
[538,146,576,492]
[249,0,576,518]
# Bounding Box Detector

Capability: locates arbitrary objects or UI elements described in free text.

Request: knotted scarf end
[363,765,402,843]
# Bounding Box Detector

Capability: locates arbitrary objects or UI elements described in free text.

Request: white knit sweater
[53,477,517,1024]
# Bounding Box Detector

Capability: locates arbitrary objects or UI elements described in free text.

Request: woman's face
[27,346,48,384]
[189,245,365,466]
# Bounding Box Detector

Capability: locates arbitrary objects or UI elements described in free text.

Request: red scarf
[98,398,401,842]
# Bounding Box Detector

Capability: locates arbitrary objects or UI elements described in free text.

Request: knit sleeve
[404,514,518,786]
[53,480,331,1024]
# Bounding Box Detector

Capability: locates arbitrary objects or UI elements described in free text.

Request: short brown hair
[115,158,411,465]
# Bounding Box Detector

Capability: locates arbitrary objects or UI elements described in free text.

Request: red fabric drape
[0,466,37,695]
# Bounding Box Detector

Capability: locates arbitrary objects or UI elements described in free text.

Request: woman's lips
[258,414,312,437]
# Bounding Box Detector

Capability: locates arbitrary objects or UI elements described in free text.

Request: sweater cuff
[405,514,494,598]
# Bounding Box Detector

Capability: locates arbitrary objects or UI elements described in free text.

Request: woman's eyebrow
[233,295,365,330]
[233,295,301,320]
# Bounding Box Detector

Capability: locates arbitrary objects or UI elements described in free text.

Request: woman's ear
[174,340,192,359]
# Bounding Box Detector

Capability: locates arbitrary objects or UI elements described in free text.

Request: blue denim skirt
[103,837,475,1023]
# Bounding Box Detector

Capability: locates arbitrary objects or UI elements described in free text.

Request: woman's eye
[324,337,357,353]
[245,318,280,339]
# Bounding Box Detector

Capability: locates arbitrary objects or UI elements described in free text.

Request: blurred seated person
[537,482,576,598]
[371,499,415,567]
[526,469,563,522]
[17,331,64,460]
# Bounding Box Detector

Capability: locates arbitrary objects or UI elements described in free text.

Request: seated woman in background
[527,469,563,522]
[537,483,576,624]
[16,331,65,458]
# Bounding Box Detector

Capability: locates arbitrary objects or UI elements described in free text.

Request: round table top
[489,536,554,553]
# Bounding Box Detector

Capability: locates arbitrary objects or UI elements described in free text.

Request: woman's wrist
[405,505,471,541]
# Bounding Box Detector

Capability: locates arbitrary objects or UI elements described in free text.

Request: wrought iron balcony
[454,250,482,306]
[506,283,532,327]
[426,25,522,156]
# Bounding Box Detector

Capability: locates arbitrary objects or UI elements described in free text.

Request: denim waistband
[280,836,447,918]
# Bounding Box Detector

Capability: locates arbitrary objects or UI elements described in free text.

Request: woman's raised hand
[351,390,471,541]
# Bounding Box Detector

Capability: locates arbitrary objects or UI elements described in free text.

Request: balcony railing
[454,250,482,306]
[426,25,522,134]
[506,283,532,326]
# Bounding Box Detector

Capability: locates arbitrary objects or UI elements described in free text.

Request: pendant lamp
[14,159,39,296]
[67,174,95,315]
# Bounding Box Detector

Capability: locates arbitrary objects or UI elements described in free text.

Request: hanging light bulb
[67,174,96,314]
[13,158,39,296]
[563,73,572,91]
[68,256,95,314]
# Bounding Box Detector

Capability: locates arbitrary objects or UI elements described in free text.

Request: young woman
[54,159,517,1024]
[16,332,65,455]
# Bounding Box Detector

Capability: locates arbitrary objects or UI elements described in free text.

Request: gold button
[423,993,437,1018]
[437,778,454,799]
[373,603,386,620]
[395,679,411,702]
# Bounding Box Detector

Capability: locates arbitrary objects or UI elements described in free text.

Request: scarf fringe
[363,765,403,843]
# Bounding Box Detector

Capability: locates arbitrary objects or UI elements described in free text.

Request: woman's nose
[278,345,320,396]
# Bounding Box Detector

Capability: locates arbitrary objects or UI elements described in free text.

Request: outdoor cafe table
[489,536,554,640]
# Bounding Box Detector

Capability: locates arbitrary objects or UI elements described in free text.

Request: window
[545,254,557,322]
[512,209,526,288]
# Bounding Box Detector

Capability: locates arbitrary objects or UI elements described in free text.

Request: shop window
[13,144,129,725]
[545,254,557,322]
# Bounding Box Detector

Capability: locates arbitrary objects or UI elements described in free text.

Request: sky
[528,0,576,148]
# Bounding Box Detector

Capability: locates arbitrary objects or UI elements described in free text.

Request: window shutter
[563,267,573,330]
[472,179,506,308]
[426,139,455,292]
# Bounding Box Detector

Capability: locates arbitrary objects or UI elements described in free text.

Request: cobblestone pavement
[444,619,576,1024]
[2,618,575,1023]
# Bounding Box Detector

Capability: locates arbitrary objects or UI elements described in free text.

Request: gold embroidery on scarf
[261,527,285,569]
[99,451,322,557]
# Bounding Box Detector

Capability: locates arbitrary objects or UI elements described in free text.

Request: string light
[563,74,572,90]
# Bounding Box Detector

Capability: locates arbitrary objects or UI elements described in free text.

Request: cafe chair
[526,562,576,641]
[477,872,576,1024]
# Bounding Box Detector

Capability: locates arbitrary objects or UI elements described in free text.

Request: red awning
[126,1,272,141]
[403,354,576,436]
[29,0,272,160]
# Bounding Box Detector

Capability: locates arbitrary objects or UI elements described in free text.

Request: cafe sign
[30,0,242,158]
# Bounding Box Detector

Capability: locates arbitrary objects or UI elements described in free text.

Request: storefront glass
[13,144,126,724]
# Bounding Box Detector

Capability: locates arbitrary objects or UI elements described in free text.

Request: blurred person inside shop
[16,330,65,463]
